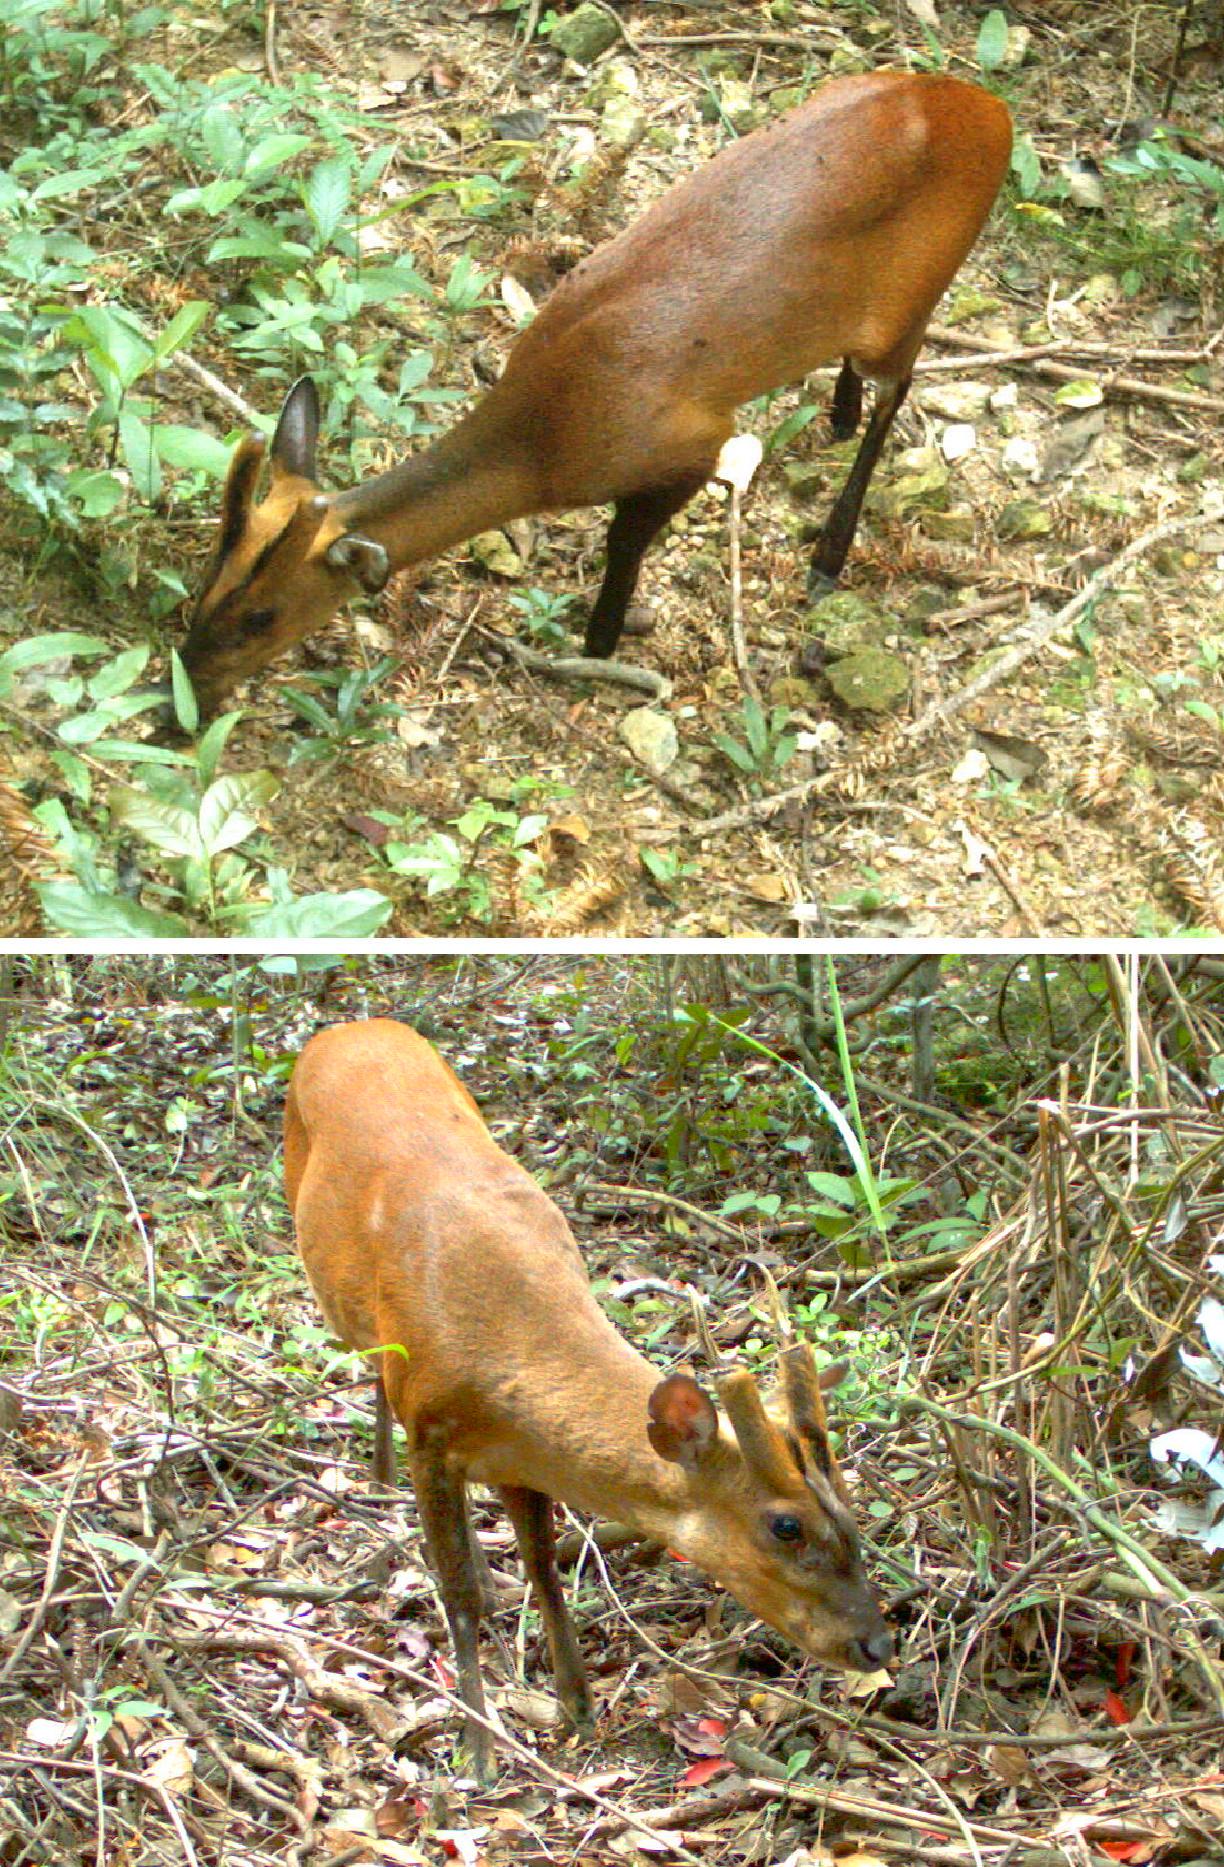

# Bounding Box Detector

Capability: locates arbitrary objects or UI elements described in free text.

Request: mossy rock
[804,590,889,656]
[826,648,909,712]
[997,500,1052,542]
[550,4,619,62]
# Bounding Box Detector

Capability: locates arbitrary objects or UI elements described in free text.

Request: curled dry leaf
[143,1737,195,1796]
[502,1685,565,1731]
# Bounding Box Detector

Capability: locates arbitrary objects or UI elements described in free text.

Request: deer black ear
[271,376,320,479]
[219,435,267,553]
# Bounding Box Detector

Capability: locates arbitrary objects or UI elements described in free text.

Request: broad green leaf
[171,650,200,736]
[62,468,125,517]
[0,633,109,672]
[197,772,279,856]
[766,403,819,457]
[37,882,187,938]
[805,1172,858,1209]
[153,425,233,476]
[304,156,352,245]
[64,304,153,390]
[153,301,210,362]
[244,133,312,178]
[399,349,435,392]
[117,407,160,501]
[165,178,245,216]
[513,813,548,848]
[110,784,201,858]
[196,715,244,789]
[31,168,107,200]
[87,647,150,700]
[240,889,393,937]
[90,740,193,765]
[1053,379,1103,409]
[976,9,1009,73]
[353,263,432,303]
[713,733,755,774]
[208,230,312,265]
[721,1190,763,1216]
[1011,134,1041,198]
[200,104,246,172]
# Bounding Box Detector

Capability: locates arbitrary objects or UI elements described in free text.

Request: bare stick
[484,630,672,699]
[728,486,761,703]
[168,352,260,425]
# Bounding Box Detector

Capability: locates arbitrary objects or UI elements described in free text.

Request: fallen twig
[478,628,672,698]
[924,323,1224,413]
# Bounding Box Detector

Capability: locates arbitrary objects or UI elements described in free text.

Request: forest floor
[2,956,1223,1862]
[1,2,1223,935]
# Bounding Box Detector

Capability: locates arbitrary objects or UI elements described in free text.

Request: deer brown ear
[785,1347,851,1501]
[270,376,320,480]
[647,1373,718,1470]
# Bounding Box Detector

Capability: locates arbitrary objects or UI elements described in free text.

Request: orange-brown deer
[284,1018,891,1779]
[181,70,1011,716]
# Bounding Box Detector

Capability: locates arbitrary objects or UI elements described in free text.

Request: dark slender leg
[809,373,912,592]
[410,1442,495,1782]
[829,357,862,441]
[584,473,709,658]
[372,1374,395,1487]
[497,1484,592,1727]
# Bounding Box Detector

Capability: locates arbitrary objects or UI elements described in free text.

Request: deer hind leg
[809,371,912,591]
[410,1432,496,1782]
[497,1484,592,1728]
[829,357,863,440]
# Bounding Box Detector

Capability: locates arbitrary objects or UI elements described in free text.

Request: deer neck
[333,388,538,572]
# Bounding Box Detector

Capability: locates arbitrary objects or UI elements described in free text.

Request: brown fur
[285,1019,891,1779]
[181,70,1011,716]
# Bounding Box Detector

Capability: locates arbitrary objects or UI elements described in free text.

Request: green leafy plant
[382,794,551,921]
[5,638,392,936]
[713,695,798,780]
[281,659,400,763]
[508,586,577,645]
[639,845,698,890]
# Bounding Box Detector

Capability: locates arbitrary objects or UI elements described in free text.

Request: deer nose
[853,1627,894,1669]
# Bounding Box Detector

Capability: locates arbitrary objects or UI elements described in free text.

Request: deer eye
[768,1512,804,1544]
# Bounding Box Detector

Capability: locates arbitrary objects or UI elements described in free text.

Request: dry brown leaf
[501,1685,564,1731]
[745,872,788,902]
[985,1741,1035,1786]
[143,1737,195,1795]
[550,812,592,845]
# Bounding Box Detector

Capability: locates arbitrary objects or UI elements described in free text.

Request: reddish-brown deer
[182,70,1011,716]
[285,1018,891,1779]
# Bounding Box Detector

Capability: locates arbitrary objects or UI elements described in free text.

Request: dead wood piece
[484,630,673,699]
[925,324,1224,414]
